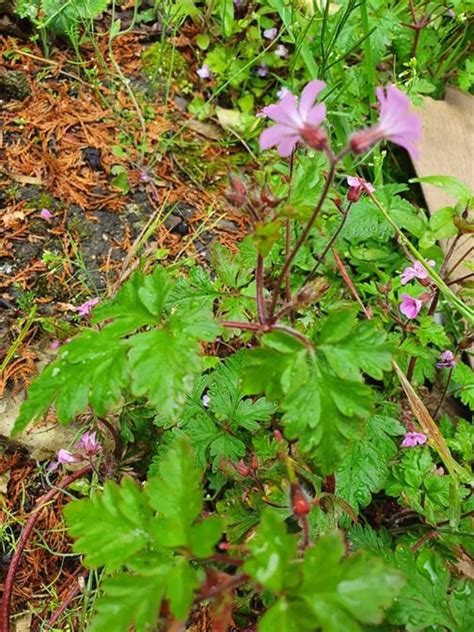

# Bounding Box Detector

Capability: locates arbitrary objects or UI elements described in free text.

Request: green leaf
[452,362,474,410]
[91,268,172,335]
[283,360,373,474]
[336,415,405,512]
[64,478,152,572]
[165,557,200,620]
[301,533,404,630]
[189,516,224,557]
[244,510,298,592]
[146,437,202,549]
[13,329,129,432]
[259,598,314,632]
[319,309,393,381]
[129,329,201,419]
[386,546,459,630]
[410,175,472,206]
[89,563,169,632]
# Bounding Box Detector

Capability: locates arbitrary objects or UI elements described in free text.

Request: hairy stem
[268,157,340,320]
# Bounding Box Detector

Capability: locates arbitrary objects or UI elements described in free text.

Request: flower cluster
[53,431,102,469]
[259,81,421,160]
[398,260,435,319]
[401,431,427,447]
[436,350,457,369]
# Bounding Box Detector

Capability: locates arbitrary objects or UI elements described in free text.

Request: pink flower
[399,293,424,319]
[76,297,100,317]
[346,175,375,202]
[57,449,80,464]
[263,27,277,40]
[257,63,268,78]
[349,84,421,160]
[275,44,288,58]
[259,80,327,157]
[50,340,60,350]
[76,431,101,455]
[40,208,53,220]
[401,260,435,285]
[401,432,427,447]
[436,350,457,369]
[197,64,212,80]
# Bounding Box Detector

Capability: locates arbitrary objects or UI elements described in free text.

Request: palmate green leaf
[208,353,276,431]
[282,360,373,474]
[13,329,129,433]
[386,546,461,630]
[128,329,202,419]
[89,560,169,632]
[146,436,222,555]
[336,415,405,512]
[319,308,393,381]
[91,268,172,335]
[300,533,404,631]
[244,510,299,593]
[184,414,246,469]
[146,437,202,548]
[258,598,314,632]
[64,478,153,572]
[242,332,374,473]
[165,557,201,620]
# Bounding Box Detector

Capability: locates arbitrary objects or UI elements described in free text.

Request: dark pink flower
[346,175,375,202]
[400,293,424,319]
[259,80,327,157]
[401,260,435,285]
[40,208,53,220]
[349,84,421,160]
[436,350,457,369]
[401,432,427,447]
[76,297,100,317]
[76,431,101,455]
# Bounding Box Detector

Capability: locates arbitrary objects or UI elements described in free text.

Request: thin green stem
[359,0,376,119]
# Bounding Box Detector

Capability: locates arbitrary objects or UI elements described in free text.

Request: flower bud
[225,174,247,208]
[273,429,283,443]
[233,460,251,477]
[300,124,328,151]
[290,483,311,517]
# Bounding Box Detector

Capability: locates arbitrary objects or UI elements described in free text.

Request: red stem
[268,156,340,320]
[1,465,92,632]
[42,570,88,630]
[256,254,266,324]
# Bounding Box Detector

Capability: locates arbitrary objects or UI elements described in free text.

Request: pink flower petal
[298,80,325,119]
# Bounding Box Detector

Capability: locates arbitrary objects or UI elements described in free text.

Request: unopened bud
[260,188,280,209]
[300,125,328,151]
[349,126,383,155]
[273,429,283,443]
[347,186,362,203]
[250,454,259,471]
[225,174,247,207]
[290,483,311,517]
[234,460,251,477]
[296,279,330,306]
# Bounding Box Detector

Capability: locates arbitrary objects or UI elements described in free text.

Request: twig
[43,570,89,630]
[1,466,92,632]
[332,249,372,319]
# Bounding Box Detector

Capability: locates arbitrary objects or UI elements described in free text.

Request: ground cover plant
[0,1,473,630]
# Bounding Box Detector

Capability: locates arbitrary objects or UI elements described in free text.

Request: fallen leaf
[185,119,222,140]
